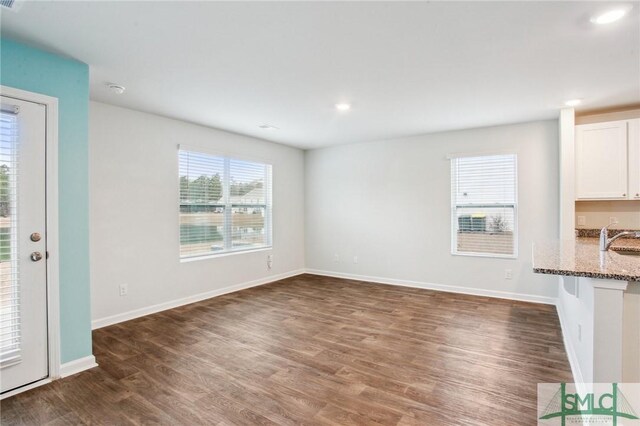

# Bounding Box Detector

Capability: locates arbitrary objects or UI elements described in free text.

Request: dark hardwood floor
[1,274,572,425]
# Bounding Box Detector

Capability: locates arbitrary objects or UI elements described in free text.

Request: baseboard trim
[59,355,98,379]
[305,269,557,305]
[555,299,585,390]
[92,269,306,329]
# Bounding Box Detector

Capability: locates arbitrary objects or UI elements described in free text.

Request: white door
[0,96,48,394]
[575,120,628,200]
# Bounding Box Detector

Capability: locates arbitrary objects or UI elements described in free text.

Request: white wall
[305,120,560,301]
[623,285,640,382]
[559,108,576,241]
[558,277,637,384]
[557,276,594,384]
[89,102,305,325]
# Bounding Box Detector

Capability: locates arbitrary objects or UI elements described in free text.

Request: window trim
[180,246,272,263]
[178,146,273,261]
[449,153,518,259]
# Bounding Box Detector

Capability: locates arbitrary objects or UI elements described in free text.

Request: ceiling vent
[0,0,21,11]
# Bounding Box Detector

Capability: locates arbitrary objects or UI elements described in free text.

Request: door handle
[30,252,43,262]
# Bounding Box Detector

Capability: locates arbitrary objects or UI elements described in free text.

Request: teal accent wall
[0,38,92,363]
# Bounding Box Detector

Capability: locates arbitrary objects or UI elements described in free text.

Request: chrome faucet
[599,223,640,252]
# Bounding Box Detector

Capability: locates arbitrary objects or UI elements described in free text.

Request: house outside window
[179,148,272,260]
[450,154,517,258]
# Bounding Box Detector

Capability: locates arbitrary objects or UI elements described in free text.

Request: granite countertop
[610,238,640,252]
[533,237,640,282]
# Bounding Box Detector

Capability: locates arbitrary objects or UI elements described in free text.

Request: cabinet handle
[622,193,626,197]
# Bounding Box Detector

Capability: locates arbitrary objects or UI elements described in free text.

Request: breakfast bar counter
[533,236,639,384]
[533,237,640,282]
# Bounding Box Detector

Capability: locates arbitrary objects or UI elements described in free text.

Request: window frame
[449,153,518,259]
[178,146,272,261]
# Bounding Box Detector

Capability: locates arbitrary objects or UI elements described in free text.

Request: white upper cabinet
[575,120,632,200]
[628,119,640,200]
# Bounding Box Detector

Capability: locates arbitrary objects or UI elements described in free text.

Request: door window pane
[0,110,21,364]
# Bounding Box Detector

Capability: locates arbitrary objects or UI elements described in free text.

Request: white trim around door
[0,85,61,398]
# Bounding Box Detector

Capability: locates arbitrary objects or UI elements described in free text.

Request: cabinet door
[628,119,640,200]
[576,121,628,200]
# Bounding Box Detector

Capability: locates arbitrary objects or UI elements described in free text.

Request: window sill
[451,251,518,260]
[180,246,273,263]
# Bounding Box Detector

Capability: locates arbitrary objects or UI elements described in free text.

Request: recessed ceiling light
[335,103,351,111]
[106,83,126,94]
[591,6,632,24]
[259,124,279,130]
[565,99,582,107]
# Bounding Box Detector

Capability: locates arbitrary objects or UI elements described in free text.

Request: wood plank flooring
[1,274,572,425]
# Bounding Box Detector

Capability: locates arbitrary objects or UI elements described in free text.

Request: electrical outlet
[119,283,128,297]
[504,269,513,280]
[267,254,273,271]
[334,254,340,263]
[578,324,582,342]
[353,256,358,264]
[577,216,586,226]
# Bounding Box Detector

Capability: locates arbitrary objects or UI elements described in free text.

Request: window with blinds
[0,109,21,365]
[450,154,517,257]
[179,148,272,259]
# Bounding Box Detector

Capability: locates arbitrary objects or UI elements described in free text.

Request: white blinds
[451,154,517,257]
[0,109,21,365]
[179,149,272,259]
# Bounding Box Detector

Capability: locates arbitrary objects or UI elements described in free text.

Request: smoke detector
[106,83,126,95]
[259,124,279,130]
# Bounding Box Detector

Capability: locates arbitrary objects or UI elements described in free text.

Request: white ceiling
[2,1,639,149]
